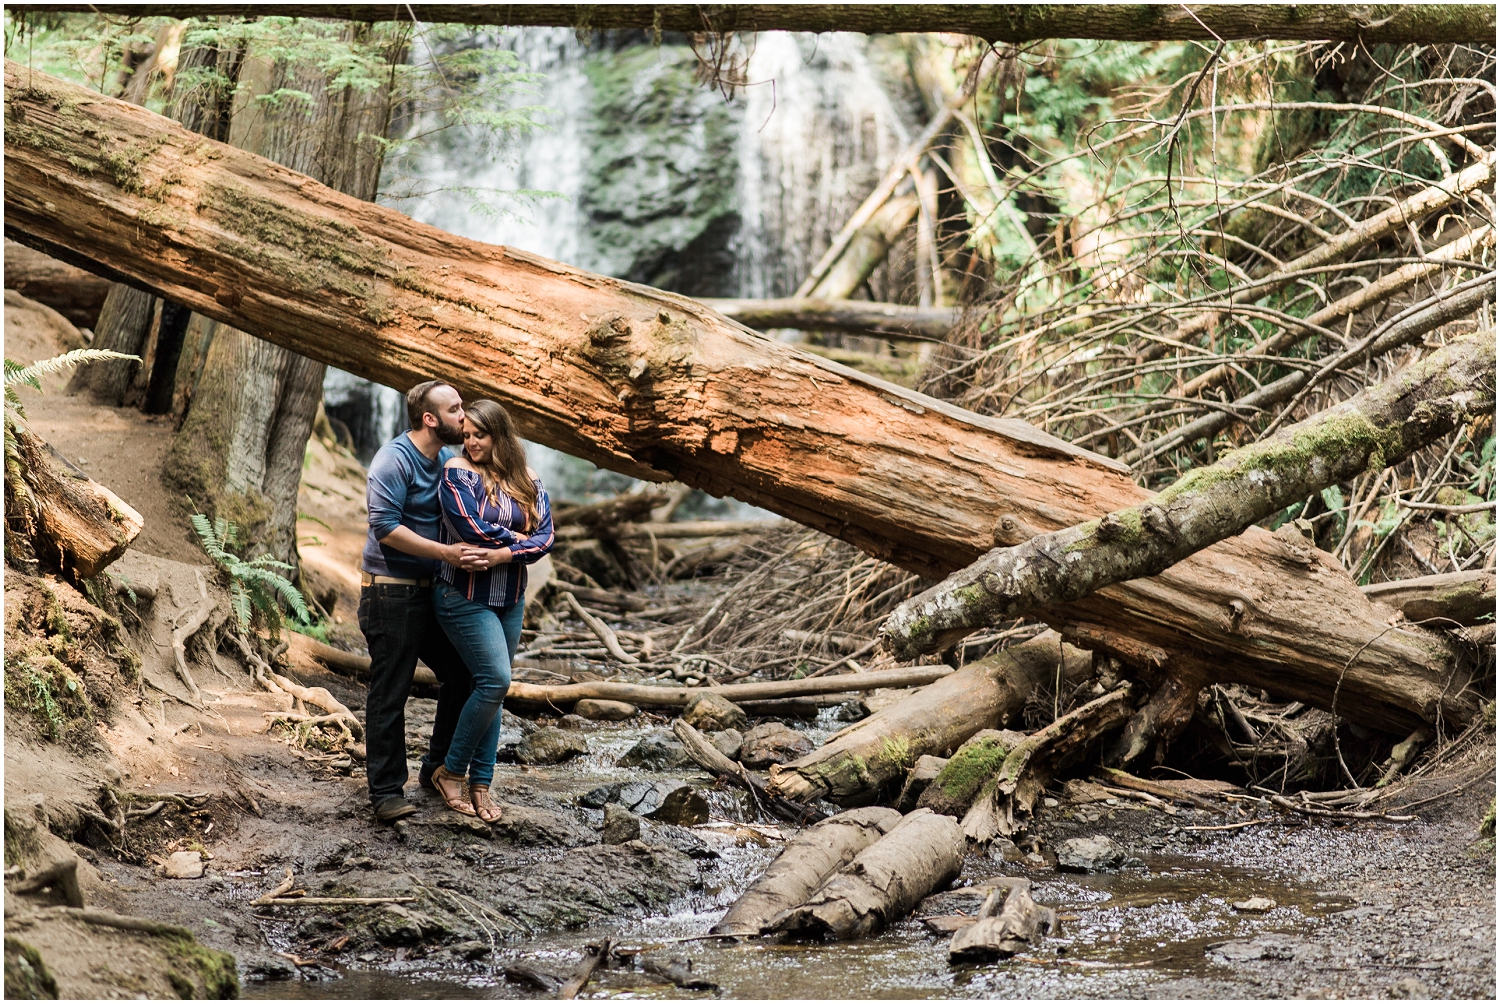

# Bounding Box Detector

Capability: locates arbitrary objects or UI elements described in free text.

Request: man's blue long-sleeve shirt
[361,434,445,579]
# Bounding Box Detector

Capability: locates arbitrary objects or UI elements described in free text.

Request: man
[358,380,476,823]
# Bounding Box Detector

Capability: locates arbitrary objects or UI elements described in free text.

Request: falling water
[325,28,920,505]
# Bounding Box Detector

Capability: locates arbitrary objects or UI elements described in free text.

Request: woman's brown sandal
[469,784,503,823]
[430,765,477,816]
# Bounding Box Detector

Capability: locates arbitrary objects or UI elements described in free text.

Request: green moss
[4,937,58,1000]
[160,933,239,999]
[933,734,1015,800]
[875,735,914,772]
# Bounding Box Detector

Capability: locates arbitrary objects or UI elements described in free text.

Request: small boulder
[517,727,590,765]
[646,786,710,827]
[1231,896,1277,913]
[490,805,598,848]
[601,804,642,844]
[616,781,686,817]
[580,783,621,809]
[557,714,593,730]
[574,699,638,722]
[682,693,748,732]
[738,722,813,769]
[617,731,690,770]
[710,729,743,761]
[164,851,205,880]
[1055,835,1125,873]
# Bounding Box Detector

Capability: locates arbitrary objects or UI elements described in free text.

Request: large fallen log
[769,808,965,941]
[710,807,901,936]
[768,631,1092,804]
[884,333,1493,733]
[2,238,110,329]
[2,63,1473,734]
[48,5,1498,44]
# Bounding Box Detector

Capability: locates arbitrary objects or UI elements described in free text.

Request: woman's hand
[459,545,512,571]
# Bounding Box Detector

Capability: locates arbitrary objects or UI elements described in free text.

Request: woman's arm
[507,486,555,564]
[440,469,521,548]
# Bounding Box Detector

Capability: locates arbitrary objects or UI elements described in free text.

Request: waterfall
[327,28,920,506]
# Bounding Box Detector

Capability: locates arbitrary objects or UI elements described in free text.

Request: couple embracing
[358,380,554,824]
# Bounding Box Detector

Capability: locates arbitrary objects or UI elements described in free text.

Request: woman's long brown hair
[463,399,539,532]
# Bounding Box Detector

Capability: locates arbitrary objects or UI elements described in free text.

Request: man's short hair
[406,380,455,430]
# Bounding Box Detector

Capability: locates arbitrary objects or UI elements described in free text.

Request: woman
[430,399,554,821]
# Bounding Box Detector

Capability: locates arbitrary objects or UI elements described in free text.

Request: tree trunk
[6,419,144,579]
[162,28,396,563]
[769,808,965,940]
[3,61,1473,734]
[768,632,1093,804]
[46,5,1497,44]
[2,239,111,329]
[704,298,957,342]
[916,729,1027,818]
[710,807,901,936]
[883,331,1494,669]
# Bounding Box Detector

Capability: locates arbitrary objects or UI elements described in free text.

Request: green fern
[5,349,140,418]
[190,512,309,630]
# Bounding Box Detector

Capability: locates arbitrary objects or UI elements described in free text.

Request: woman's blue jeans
[432,580,523,787]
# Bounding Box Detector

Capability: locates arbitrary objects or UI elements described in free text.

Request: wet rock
[737,722,813,769]
[503,964,561,990]
[1232,896,1277,913]
[370,904,424,944]
[164,851,205,879]
[1055,835,1125,873]
[580,783,622,809]
[616,780,688,817]
[557,714,593,730]
[517,726,590,765]
[646,786,710,826]
[491,805,598,848]
[643,822,717,859]
[987,837,1025,863]
[601,804,642,844]
[710,728,743,760]
[484,841,701,933]
[682,693,748,732]
[617,731,690,770]
[830,699,869,722]
[243,957,297,981]
[454,941,493,960]
[574,698,638,721]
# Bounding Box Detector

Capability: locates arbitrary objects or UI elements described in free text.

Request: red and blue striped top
[436,466,554,609]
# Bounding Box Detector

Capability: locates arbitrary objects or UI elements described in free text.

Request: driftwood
[562,591,637,664]
[885,333,1494,733]
[2,238,110,328]
[770,808,964,940]
[2,62,1478,736]
[948,878,1057,963]
[560,938,612,1000]
[769,631,1091,805]
[7,419,143,578]
[961,686,1136,843]
[671,720,823,826]
[710,806,901,936]
[505,665,954,711]
[705,298,957,342]
[1362,571,1497,627]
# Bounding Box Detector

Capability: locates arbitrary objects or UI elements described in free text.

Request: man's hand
[438,541,469,568]
[459,545,512,571]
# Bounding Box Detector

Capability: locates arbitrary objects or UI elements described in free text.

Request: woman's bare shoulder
[526,466,540,481]
[445,455,478,471]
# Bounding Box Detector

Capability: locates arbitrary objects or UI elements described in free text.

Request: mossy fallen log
[883,332,1495,731]
[768,631,1092,805]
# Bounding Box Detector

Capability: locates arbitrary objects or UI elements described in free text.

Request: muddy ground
[4,289,1495,999]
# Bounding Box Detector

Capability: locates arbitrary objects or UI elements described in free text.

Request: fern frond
[229,580,251,631]
[4,350,140,388]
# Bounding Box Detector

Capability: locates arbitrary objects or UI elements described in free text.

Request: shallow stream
[242,711,1358,1000]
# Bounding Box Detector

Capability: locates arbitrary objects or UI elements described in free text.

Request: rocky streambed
[66,695,1493,1001]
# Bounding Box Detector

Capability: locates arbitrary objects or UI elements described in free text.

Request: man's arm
[368,448,464,567]
[379,525,465,566]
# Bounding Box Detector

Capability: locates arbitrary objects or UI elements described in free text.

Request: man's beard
[435,418,465,445]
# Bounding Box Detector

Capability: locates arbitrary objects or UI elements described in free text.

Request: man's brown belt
[360,572,433,587]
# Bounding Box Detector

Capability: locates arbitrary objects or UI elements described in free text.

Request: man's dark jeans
[357,583,472,806]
